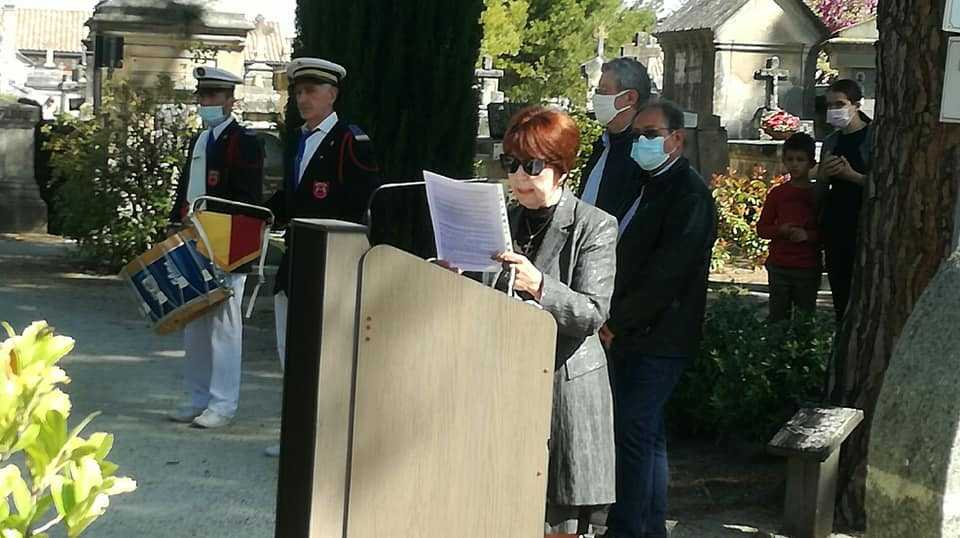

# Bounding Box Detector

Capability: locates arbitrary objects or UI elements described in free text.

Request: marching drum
[121,196,274,334]
[120,227,232,335]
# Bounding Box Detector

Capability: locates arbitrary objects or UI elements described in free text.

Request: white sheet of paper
[424,170,512,272]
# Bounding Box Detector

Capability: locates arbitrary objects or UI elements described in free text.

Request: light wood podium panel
[346,245,557,538]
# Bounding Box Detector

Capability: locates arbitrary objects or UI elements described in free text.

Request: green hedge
[43,76,194,270]
[669,288,834,443]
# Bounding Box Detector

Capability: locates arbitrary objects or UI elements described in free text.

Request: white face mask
[592,90,630,126]
[198,105,227,126]
[826,107,852,129]
[630,135,672,171]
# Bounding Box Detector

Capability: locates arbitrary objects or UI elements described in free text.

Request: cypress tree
[291,0,485,255]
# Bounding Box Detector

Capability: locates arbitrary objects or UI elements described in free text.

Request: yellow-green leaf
[71,457,103,504]
[9,423,40,454]
[0,465,22,498]
[9,471,30,517]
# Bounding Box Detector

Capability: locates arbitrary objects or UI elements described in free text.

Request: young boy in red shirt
[757,132,821,322]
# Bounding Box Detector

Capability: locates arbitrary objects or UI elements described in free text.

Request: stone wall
[0,104,46,232]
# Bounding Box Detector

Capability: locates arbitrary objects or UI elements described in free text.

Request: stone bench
[767,406,864,538]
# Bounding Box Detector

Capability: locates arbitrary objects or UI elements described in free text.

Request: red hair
[502,106,580,175]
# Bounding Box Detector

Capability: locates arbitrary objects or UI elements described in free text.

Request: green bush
[669,288,834,443]
[43,76,196,270]
[0,321,136,537]
[711,165,784,271]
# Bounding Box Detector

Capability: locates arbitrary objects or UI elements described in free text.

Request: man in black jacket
[264,57,381,456]
[600,100,716,538]
[267,57,381,368]
[577,58,652,220]
[167,66,264,429]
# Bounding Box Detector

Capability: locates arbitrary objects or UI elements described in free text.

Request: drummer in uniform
[167,66,264,429]
[264,57,381,455]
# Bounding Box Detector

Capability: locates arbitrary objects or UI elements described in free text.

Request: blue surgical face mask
[630,135,671,171]
[198,105,227,126]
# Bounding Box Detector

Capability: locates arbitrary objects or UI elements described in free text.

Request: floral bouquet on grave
[761,109,801,140]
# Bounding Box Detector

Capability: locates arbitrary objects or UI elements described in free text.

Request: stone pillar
[0,104,46,232]
[866,250,960,536]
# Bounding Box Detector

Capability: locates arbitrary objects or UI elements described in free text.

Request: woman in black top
[819,79,873,323]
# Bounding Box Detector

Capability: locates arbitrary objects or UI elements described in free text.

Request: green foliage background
[482,0,658,105]
[44,76,195,270]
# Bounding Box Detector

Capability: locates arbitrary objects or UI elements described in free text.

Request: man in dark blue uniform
[168,66,264,429]
[265,57,381,455]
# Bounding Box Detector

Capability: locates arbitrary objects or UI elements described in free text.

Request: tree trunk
[829,0,960,529]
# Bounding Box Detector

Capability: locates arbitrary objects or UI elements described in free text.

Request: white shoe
[168,405,204,423]
[191,409,233,429]
[264,444,281,457]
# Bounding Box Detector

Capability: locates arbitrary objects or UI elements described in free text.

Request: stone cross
[581,26,607,101]
[754,56,789,110]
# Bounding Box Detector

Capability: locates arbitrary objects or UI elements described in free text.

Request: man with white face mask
[167,66,264,429]
[818,78,873,324]
[600,100,716,538]
[577,58,652,219]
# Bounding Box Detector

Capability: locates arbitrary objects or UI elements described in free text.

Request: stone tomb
[654,0,828,139]
[0,103,46,233]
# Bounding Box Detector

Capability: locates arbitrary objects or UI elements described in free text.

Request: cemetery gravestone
[0,103,46,232]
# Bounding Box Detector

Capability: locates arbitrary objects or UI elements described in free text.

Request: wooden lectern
[275,219,558,538]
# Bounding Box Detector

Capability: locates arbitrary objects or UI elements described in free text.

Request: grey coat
[505,189,618,506]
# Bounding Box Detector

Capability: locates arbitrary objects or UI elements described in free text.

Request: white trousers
[183,273,246,417]
[274,291,287,371]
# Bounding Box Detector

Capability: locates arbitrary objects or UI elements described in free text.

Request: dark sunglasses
[500,154,547,176]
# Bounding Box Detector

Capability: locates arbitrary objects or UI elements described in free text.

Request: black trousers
[825,242,855,324]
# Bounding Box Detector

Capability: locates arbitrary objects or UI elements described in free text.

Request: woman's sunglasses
[500,154,547,176]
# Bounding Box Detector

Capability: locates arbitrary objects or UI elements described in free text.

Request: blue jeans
[606,350,691,538]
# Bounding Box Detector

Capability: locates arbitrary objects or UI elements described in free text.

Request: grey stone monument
[0,103,46,232]
[866,250,960,536]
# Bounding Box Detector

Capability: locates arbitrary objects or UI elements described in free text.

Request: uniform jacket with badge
[501,189,618,506]
[267,116,381,294]
[169,119,264,223]
[607,157,717,358]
